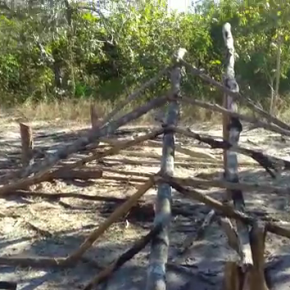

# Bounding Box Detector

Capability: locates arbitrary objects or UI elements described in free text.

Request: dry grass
[2,95,290,126]
[1,99,223,126]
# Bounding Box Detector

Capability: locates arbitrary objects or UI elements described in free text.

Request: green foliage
[1,0,290,108]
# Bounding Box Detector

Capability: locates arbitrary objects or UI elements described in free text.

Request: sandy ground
[0,119,290,290]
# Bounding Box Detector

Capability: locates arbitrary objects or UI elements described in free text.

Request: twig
[0,254,101,269]
[173,209,215,263]
[175,143,218,160]
[100,168,154,178]
[119,150,218,162]
[0,256,66,267]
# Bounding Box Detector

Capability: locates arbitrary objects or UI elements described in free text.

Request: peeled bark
[222,22,253,276]
[146,48,186,290]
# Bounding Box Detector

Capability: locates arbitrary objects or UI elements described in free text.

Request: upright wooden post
[20,123,33,167]
[249,222,269,290]
[90,102,100,129]
[146,48,186,290]
[222,22,253,284]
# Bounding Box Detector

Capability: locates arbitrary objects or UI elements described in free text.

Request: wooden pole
[222,22,253,279]
[146,48,186,290]
[20,123,33,167]
[90,102,100,129]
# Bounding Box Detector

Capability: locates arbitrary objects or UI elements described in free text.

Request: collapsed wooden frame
[0,31,289,290]
[0,174,286,287]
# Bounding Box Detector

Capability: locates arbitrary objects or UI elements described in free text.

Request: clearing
[0,119,289,290]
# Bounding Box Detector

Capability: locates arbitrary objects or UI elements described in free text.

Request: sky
[167,0,191,12]
[167,0,203,13]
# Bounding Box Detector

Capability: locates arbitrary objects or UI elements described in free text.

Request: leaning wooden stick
[62,177,154,265]
[180,60,290,132]
[99,66,170,127]
[179,96,290,137]
[146,48,186,290]
[164,175,289,195]
[160,176,290,239]
[83,222,163,290]
[172,126,289,177]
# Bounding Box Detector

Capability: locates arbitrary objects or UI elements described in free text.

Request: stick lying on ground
[82,221,164,290]
[12,189,128,202]
[171,126,290,178]
[102,157,224,168]
[180,59,290,132]
[159,175,290,239]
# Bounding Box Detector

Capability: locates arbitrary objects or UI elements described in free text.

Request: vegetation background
[0,0,289,122]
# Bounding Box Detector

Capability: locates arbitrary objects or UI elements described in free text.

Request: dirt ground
[0,118,290,290]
